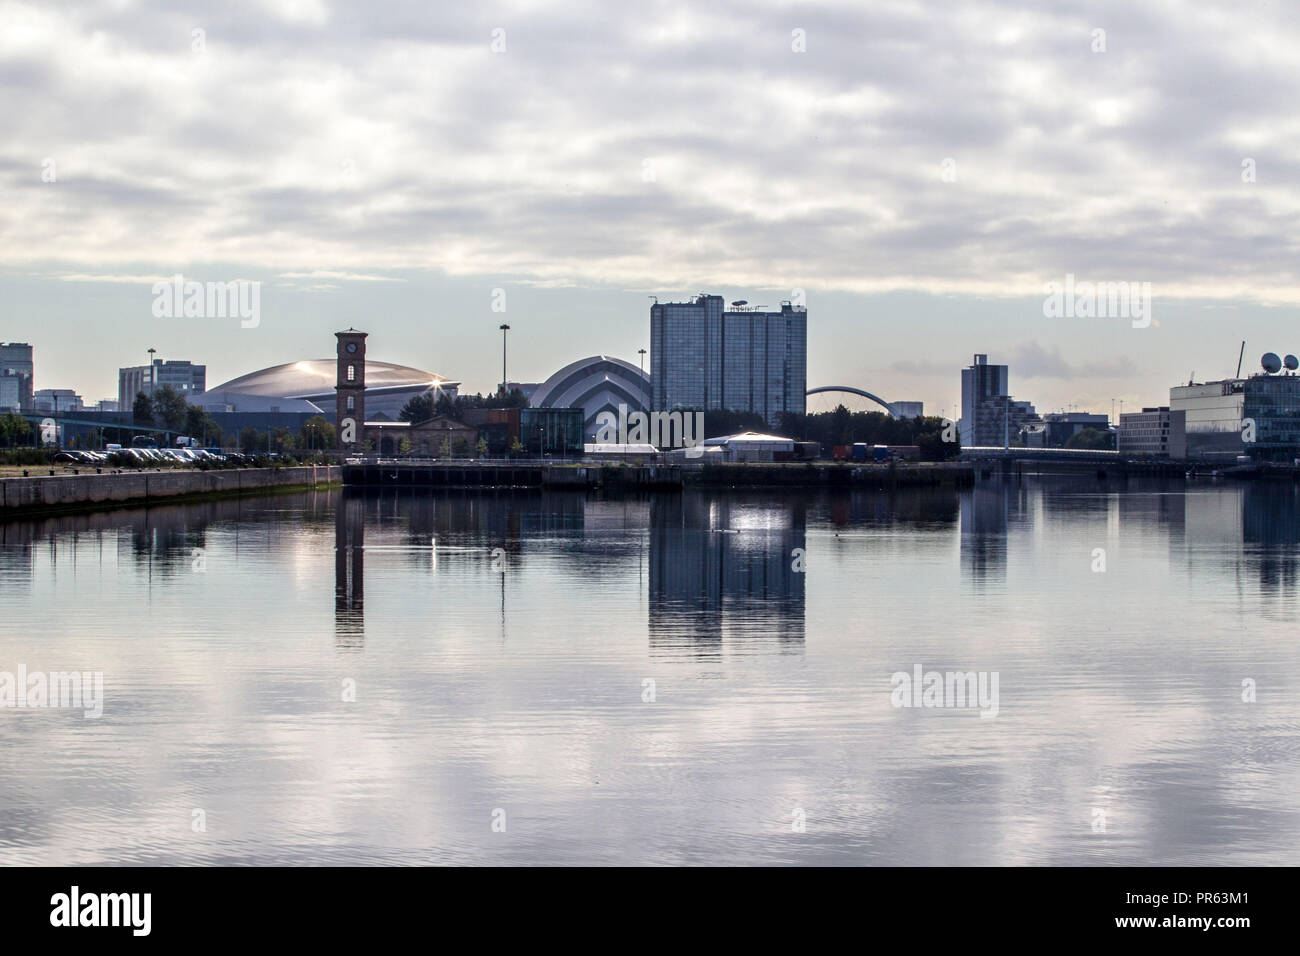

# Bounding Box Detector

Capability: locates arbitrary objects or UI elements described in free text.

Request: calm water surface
[1,477,1298,865]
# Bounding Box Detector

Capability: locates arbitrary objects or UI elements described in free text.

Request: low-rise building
[33,389,83,413]
[692,431,796,462]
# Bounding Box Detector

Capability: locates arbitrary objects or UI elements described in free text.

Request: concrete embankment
[0,466,340,516]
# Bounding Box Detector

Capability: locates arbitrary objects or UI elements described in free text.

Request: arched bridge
[806,386,897,416]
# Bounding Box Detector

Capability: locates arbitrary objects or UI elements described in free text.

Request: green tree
[1065,427,1114,450]
[438,437,451,458]
[132,391,154,425]
[300,415,336,450]
[151,385,189,432]
[476,437,488,457]
[0,412,33,447]
[183,405,221,445]
[509,437,524,457]
[239,427,268,453]
[399,437,412,456]
[399,393,436,423]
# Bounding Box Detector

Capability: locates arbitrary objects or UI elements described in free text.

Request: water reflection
[334,492,365,649]
[2,478,1299,864]
[648,493,807,658]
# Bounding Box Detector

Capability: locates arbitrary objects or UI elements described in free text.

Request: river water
[1,477,1297,864]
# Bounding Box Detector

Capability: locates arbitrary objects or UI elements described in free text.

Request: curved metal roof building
[202,360,458,419]
[531,355,651,441]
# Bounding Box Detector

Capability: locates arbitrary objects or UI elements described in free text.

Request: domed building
[530,355,651,441]
[201,359,459,421]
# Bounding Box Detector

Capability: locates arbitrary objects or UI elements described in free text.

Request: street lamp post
[638,348,647,411]
[499,324,510,395]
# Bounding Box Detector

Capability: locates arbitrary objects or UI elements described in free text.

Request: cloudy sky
[2,0,1299,415]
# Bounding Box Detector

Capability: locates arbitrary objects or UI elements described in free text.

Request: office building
[0,377,21,412]
[1169,378,1245,460]
[33,389,83,413]
[1168,363,1300,461]
[891,401,924,418]
[118,359,206,409]
[1242,372,1300,461]
[650,294,807,427]
[0,342,34,410]
[1118,407,1183,457]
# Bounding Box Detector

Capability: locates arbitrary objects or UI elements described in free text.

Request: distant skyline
[3,1,1300,417]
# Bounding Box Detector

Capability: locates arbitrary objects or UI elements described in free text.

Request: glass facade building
[1169,373,1300,461]
[1243,374,1300,460]
[650,295,806,427]
[0,342,34,410]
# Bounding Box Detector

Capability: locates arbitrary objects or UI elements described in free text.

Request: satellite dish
[1262,352,1282,374]
[1285,355,1298,371]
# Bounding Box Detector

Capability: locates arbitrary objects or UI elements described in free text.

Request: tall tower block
[335,329,368,449]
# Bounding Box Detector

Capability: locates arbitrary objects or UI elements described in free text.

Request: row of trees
[399,387,529,423]
[777,407,961,461]
[0,412,35,447]
[133,387,224,444]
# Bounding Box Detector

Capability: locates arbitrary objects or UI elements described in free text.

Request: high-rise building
[650,294,807,427]
[0,342,34,410]
[118,359,206,410]
[959,354,1014,446]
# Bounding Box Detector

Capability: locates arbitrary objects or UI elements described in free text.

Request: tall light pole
[638,348,647,411]
[499,324,510,395]
[147,347,157,395]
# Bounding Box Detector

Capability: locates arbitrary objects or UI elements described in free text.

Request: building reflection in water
[334,490,365,649]
[648,492,806,658]
[960,481,1019,585]
[1240,482,1300,598]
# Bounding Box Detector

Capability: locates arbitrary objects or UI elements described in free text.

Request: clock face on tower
[346,343,357,353]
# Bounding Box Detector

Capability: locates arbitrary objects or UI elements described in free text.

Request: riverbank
[0,465,340,517]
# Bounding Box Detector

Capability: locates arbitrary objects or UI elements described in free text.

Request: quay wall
[0,466,340,515]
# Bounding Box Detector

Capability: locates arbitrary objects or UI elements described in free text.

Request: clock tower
[335,329,367,449]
